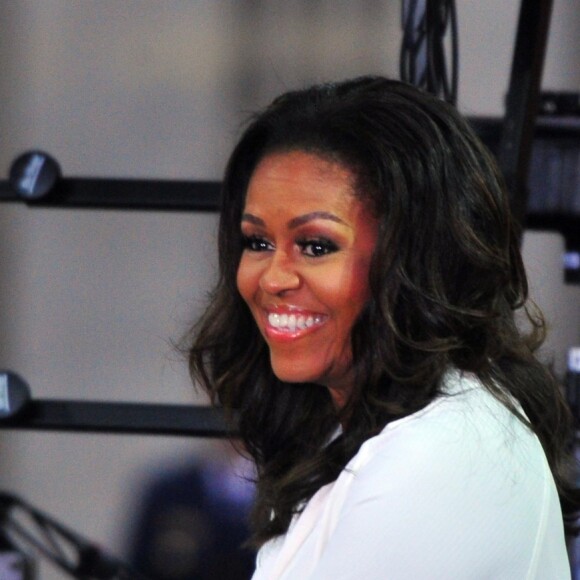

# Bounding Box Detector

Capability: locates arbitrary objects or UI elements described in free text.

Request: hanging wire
[400,0,459,105]
[0,492,149,579]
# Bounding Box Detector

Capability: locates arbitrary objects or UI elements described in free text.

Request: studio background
[0,2,578,578]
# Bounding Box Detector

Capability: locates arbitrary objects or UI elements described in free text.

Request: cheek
[315,264,371,331]
[336,258,372,309]
[351,269,372,306]
[351,250,374,300]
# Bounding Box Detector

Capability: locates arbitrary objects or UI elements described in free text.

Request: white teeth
[268,312,323,331]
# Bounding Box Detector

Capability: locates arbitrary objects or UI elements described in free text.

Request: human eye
[241,234,274,252]
[297,237,339,257]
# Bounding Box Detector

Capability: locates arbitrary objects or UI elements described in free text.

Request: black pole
[0,399,234,438]
[0,175,221,212]
[497,0,553,231]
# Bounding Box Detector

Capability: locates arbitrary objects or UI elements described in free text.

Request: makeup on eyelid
[241,233,340,257]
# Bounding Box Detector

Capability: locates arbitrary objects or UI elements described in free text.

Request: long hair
[188,76,577,546]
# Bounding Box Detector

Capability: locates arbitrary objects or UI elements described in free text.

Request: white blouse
[252,370,570,579]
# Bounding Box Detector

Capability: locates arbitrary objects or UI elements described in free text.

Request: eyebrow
[241,211,348,229]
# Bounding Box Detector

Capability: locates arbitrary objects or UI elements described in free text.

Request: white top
[252,370,570,579]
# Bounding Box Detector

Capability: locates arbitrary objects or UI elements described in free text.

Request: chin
[270,358,324,385]
[272,367,320,385]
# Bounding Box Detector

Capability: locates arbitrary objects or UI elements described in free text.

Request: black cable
[400,0,458,105]
[0,492,150,579]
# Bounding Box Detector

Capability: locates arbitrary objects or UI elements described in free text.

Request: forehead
[244,150,357,215]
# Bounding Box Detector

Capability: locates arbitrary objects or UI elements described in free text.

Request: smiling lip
[262,308,327,341]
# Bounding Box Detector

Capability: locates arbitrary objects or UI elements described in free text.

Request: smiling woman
[186,76,578,579]
[237,151,378,407]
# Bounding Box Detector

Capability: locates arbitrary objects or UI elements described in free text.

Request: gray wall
[0,2,578,577]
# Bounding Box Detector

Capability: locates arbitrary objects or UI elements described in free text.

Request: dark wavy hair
[188,76,578,547]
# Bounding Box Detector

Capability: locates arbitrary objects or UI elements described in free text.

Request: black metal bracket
[0,400,234,438]
[0,150,221,211]
[0,371,234,437]
[0,175,221,212]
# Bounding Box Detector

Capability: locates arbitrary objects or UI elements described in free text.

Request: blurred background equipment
[127,442,255,580]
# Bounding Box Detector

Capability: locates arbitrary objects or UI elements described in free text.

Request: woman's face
[236,150,378,408]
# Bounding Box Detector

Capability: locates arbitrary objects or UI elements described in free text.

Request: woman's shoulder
[347,368,546,489]
[278,373,568,580]
[329,368,563,570]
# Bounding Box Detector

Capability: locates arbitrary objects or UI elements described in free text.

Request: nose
[259,251,300,295]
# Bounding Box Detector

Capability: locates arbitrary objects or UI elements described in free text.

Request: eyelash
[297,237,339,257]
[241,235,338,257]
[241,235,273,253]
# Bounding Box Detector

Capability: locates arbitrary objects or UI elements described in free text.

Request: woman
[188,76,576,578]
